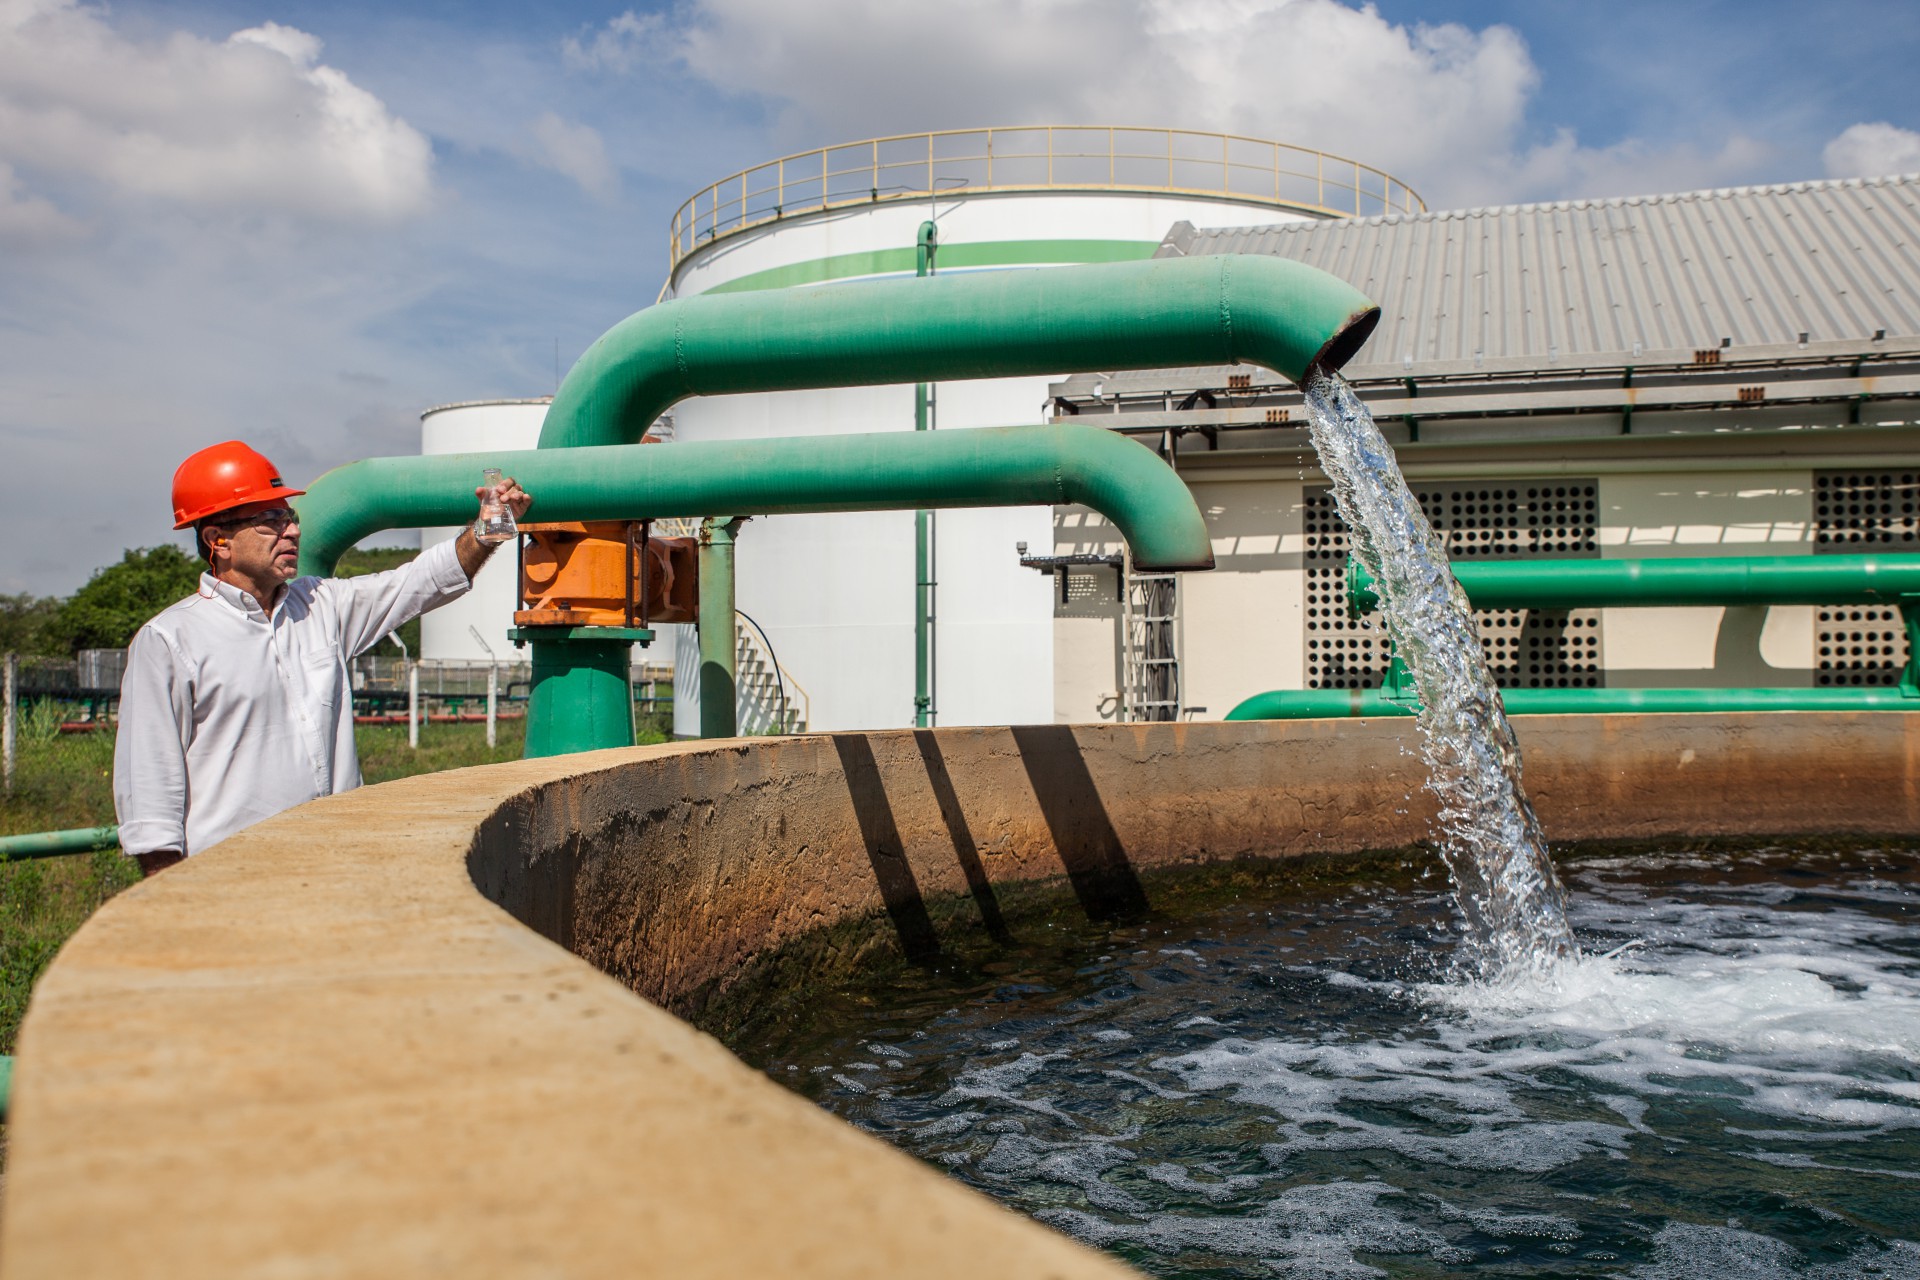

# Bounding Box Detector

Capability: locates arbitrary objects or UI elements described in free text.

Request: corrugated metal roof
[1159,175,1920,374]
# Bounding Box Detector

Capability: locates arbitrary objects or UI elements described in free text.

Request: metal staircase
[734,619,809,734]
[1120,555,1180,721]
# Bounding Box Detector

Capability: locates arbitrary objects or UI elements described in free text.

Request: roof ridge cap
[1192,171,1920,238]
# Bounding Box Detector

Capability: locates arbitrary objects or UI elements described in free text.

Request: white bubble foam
[1626,1222,1920,1279]
[934,1052,1078,1124]
[1043,1180,1450,1279]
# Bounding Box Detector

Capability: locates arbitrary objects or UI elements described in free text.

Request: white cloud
[1823,122,1920,179]
[0,0,434,221]
[0,2,456,593]
[574,0,1778,208]
[563,10,668,73]
[528,112,618,198]
[0,160,82,242]
[1489,130,1775,206]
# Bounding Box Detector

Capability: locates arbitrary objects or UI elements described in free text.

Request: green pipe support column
[0,825,119,861]
[522,636,637,758]
[698,518,743,739]
[1348,553,1920,613]
[914,218,938,729]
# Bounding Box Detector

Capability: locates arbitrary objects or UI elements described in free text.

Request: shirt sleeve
[113,625,193,857]
[322,539,474,658]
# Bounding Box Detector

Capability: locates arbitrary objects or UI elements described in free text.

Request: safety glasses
[217,507,299,533]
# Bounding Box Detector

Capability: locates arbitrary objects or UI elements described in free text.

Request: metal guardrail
[669,125,1426,270]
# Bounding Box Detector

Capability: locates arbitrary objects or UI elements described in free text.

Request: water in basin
[754,842,1920,1277]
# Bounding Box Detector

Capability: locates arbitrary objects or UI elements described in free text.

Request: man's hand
[475,476,533,522]
[454,476,533,581]
[136,851,185,878]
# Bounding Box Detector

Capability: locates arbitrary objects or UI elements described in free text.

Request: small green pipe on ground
[0,826,119,861]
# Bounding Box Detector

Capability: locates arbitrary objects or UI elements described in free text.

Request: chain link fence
[2,654,118,833]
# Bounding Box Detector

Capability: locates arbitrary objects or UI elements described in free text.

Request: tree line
[1,545,422,658]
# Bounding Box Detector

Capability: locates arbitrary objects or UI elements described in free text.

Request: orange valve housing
[516,521,698,628]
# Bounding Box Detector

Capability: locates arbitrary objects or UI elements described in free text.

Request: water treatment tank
[666,126,1422,733]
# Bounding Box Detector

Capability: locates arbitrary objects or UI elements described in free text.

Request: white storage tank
[666,126,1421,733]
[418,399,550,662]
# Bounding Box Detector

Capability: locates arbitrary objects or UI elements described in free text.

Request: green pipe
[294,425,1214,578]
[1348,554,1920,614]
[699,518,743,739]
[914,218,938,730]
[1226,686,1920,721]
[524,639,632,758]
[538,254,1380,450]
[0,825,118,861]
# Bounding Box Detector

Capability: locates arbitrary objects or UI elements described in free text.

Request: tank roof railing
[668,125,1426,272]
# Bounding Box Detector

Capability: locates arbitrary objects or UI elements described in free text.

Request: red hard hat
[171,441,305,529]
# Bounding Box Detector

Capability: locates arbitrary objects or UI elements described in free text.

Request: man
[113,440,531,876]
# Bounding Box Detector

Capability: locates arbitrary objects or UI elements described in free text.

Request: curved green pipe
[295,424,1213,577]
[0,825,118,861]
[1225,686,1920,721]
[1348,554,1920,614]
[540,255,1380,450]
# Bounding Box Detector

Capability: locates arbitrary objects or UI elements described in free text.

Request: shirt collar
[199,572,273,622]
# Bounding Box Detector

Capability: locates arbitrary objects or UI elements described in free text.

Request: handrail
[668,125,1426,271]
[734,616,810,733]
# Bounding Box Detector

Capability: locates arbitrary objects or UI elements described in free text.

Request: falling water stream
[1299,368,1572,977]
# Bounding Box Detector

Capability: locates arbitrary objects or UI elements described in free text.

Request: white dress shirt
[113,541,472,857]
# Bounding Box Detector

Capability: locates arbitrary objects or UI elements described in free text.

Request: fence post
[3,651,15,795]
[486,664,498,750]
[408,662,420,750]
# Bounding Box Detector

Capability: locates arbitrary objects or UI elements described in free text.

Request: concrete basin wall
[5,714,1918,1277]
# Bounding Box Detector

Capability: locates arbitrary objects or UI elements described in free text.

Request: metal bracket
[508,625,656,648]
[1900,600,1920,698]
[1017,550,1125,604]
[1380,655,1422,709]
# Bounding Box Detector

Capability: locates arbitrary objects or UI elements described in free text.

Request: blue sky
[3,0,1916,593]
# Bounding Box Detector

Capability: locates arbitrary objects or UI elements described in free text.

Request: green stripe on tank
[692,239,1160,295]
